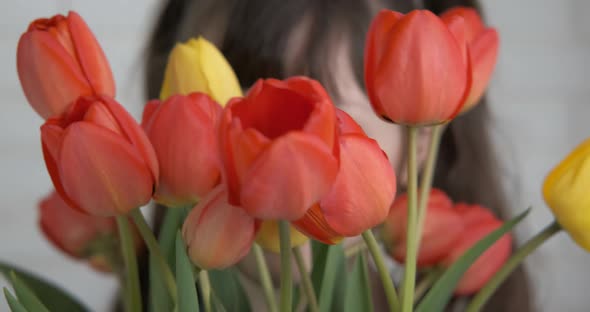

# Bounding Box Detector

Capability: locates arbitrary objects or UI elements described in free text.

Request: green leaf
[316,243,346,312]
[3,288,28,312]
[208,268,251,312]
[310,240,329,296]
[416,208,531,312]
[150,208,185,312]
[344,254,374,312]
[176,231,199,312]
[10,272,49,312]
[0,262,88,312]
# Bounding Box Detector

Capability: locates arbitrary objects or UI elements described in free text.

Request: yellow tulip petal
[195,37,243,105]
[255,220,308,253]
[543,138,590,251]
[159,39,209,100]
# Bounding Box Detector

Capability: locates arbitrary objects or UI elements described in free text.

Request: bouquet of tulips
[3,7,588,312]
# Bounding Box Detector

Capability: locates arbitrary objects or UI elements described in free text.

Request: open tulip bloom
[4,8,578,312]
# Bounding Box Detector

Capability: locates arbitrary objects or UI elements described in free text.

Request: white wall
[0,1,589,311]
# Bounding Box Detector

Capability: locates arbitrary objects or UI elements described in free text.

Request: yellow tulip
[543,138,590,251]
[255,221,309,253]
[160,37,242,104]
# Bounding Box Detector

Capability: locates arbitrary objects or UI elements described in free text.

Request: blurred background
[1,1,589,311]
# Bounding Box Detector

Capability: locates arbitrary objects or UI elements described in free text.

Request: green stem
[465,221,561,312]
[293,246,319,312]
[401,126,419,312]
[415,125,443,251]
[116,216,142,312]
[199,270,212,312]
[130,208,178,303]
[279,221,292,312]
[362,230,400,312]
[253,243,279,312]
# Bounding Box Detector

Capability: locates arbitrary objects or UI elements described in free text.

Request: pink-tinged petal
[441,7,484,42]
[39,190,116,257]
[100,95,159,183]
[335,108,365,135]
[443,15,468,63]
[141,99,160,128]
[320,135,395,236]
[40,122,81,211]
[364,10,404,118]
[17,31,92,119]
[293,204,342,245]
[145,94,221,206]
[445,220,512,295]
[182,186,257,269]
[464,28,499,108]
[59,122,154,216]
[83,101,123,135]
[240,132,338,220]
[374,10,468,125]
[455,203,497,227]
[66,11,115,97]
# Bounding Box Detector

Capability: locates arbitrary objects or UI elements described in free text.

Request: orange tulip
[39,191,117,271]
[142,93,222,207]
[218,77,339,220]
[364,10,470,125]
[442,7,499,112]
[182,185,258,269]
[41,95,158,216]
[17,11,115,120]
[293,109,396,244]
[383,189,463,266]
[442,203,512,295]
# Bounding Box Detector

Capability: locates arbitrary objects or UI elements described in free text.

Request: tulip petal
[364,10,404,118]
[321,135,396,236]
[17,31,92,119]
[293,204,342,245]
[67,11,115,97]
[41,122,81,210]
[196,37,243,105]
[59,122,153,216]
[160,40,209,100]
[255,220,308,253]
[182,186,256,269]
[100,95,159,183]
[466,28,499,107]
[240,132,338,220]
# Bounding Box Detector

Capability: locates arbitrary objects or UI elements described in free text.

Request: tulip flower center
[232,86,314,139]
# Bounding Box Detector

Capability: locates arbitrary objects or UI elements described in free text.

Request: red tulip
[364,10,470,125]
[218,77,339,220]
[182,185,258,269]
[41,95,158,216]
[142,93,222,207]
[293,109,396,244]
[17,11,115,120]
[383,189,464,266]
[442,7,499,112]
[39,191,116,270]
[442,203,512,295]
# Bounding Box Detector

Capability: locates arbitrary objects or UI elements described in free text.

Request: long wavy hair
[142,1,532,311]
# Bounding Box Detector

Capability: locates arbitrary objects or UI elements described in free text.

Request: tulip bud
[41,95,158,216]
[442,203,512,295]
[142,93,222,207]
[160,37,242,104]
[441,7,499,113]
[293,109,396,244]
[39,191,117,271]
[218,77,339,220]
[17,11,115,119]
[383,189,463,266]
[364,10,470,125]
[182,186,258,269]
[543,138,590,251]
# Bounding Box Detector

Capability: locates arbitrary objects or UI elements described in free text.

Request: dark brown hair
[144,1,532,311]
